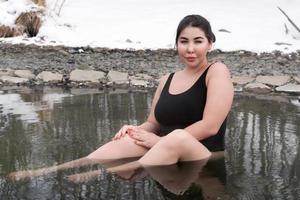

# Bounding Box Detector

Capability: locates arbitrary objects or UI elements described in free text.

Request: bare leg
[8,157,94,180]
[65,130,211,183]
[67,160,143,183]
[8,135,148,180]
[67,169,102,183]
[87,135,147,161]
[196,151,228,199]
[139,129,211,166]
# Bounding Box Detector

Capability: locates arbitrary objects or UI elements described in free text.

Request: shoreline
[0,43,300,95]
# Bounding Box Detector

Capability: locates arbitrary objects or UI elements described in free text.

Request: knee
[162,129,196,147]
[167,129,193,141]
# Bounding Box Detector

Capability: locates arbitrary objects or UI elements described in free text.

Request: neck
[184,60,208,74]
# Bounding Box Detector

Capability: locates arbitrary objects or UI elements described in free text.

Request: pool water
[0,87,299,200]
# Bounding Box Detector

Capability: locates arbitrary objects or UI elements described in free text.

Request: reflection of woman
[145,151,227,198]
[9,15,233,181]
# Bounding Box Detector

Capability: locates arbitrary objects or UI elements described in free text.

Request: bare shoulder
[157,73,170,90]
[207,62,231,78]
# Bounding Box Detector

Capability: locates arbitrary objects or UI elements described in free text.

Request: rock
[107,70,128,84]
[0,69,14,76]
[294,76,300,83]
[244,83,272,93]
[256,75,291,86]
[36,71,63,82]
[130,79,149,87]
[234,85,243,92]
[275,84,300,94]
[14,70,35,79]
[134,73,153,80]
[232,76,255,85]
[70,69,105,83]
[0,76,28,84]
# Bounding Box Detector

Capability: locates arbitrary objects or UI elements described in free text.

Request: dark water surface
[0,87,299,200]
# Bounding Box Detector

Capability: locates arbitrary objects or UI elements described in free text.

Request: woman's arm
[185,63,234,140]
[138,74,169,134]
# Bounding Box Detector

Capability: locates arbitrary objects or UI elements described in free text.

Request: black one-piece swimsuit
[154,64,226,151]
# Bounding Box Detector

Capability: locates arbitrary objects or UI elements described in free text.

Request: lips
[186,57,196,62]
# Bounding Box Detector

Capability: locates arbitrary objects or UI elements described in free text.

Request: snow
[0,0,300,52]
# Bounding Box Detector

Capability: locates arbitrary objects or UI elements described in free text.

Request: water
[0,87,299,200]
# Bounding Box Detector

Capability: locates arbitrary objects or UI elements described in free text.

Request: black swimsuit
[154,64,226,151]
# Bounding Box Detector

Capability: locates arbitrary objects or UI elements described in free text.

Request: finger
[119,126,130,138]
[122,125,135,135]
[113,130,124,140]
[129,133,143,141]
[134,140,149,148]
[121,126,128,135]
[112,133,119,140]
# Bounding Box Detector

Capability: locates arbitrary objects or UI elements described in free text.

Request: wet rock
[234,85,243,92]
[256,75,291,86]
[232,76,255,85]
[130,79,149,87]
[14,70,35,79]
[244,83,272,93]
[107,70,128,84]
[0,76,28,84]
[275,84,300,94]
[70,69,105,83]
[36,71,63,82]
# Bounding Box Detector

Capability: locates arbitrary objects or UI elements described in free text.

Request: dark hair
[175,15,216,45]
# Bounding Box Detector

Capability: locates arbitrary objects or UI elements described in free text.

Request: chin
[186,63,200,68]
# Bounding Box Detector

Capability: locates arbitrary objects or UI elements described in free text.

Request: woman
[9,14,233,180]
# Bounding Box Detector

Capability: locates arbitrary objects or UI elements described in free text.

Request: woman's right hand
[112,125,138,140]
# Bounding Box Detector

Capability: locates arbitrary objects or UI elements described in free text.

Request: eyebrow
[179,36,204,40]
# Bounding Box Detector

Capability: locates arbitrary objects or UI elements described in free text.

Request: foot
[8,170,35,181]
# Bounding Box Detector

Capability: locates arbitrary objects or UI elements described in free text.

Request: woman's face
[176,26,212,68]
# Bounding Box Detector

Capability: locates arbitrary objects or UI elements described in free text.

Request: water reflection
[0,88,299,199]
[226,94,300,199]
[142,151,226,199]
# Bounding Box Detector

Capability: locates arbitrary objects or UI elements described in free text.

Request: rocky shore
[0,43,300,94]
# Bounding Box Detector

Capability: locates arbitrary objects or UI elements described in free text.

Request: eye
[195,40,203,44]
[179,40,188,44]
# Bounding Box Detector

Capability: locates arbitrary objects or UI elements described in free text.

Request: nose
[187,42,194,53]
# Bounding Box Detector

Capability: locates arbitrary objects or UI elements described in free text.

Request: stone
[107,70,128,84]
[130,79,148,87]
[70,69,105,83]
[256,75,291,86]
[134,73,153,80]
[0,69,14,76]
[244,82,272,93]
[234,85,243,92]
[36,71,63,82]
[0,76,28,84]
[294,76,300,83]
[275,84,300,94]
[14,70,35,79]
[232,76,255,85]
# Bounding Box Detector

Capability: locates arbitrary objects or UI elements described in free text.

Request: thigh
[87,135,148,162]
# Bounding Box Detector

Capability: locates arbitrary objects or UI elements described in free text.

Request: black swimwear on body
[154,64,226,151]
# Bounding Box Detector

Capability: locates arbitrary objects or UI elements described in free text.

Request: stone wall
[0,43,299,94]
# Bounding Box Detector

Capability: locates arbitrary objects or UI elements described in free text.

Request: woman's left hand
[128,128,161,149]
